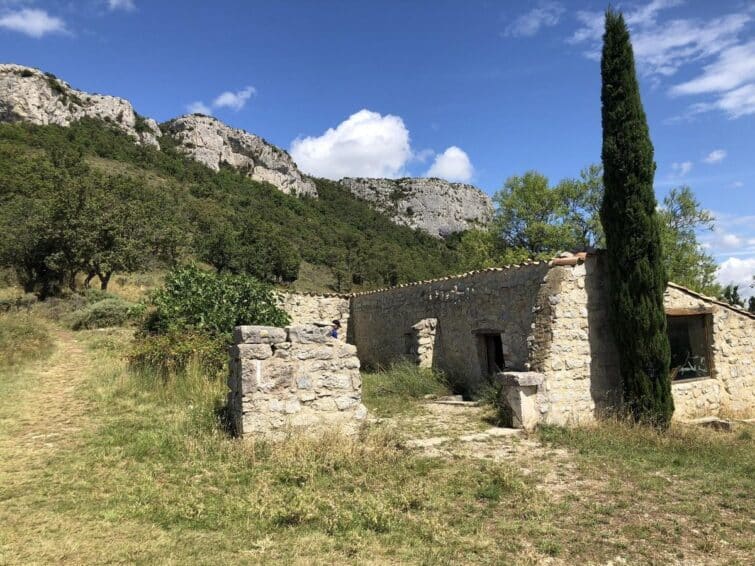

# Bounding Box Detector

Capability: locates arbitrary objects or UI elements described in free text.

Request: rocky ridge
[0,64,161,147]
[340,177,494,237]
[0,64,495,234]
[163,114,316,197]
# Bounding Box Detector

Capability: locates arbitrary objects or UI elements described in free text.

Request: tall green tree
[658,187,719,296]
[600,10,673,426]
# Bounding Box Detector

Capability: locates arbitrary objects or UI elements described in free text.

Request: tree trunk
[99,271,113,291]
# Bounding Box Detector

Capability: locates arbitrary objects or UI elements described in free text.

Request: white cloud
[732,181,744,188]
[213,86,256,111]
[670,161,692,177]
[186,101,212,115]
[716,257,755,299]
[569,2,751,87]
[290,109,413,179]
[505,2,564,38]
[703,149,727,164]
[670,40,755,96]
[0,8,66,37]
[107,0,135,11]
[187,85,256,116]
[425,146,475,183]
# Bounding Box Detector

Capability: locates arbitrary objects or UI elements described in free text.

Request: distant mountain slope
[0,64,496,238]
[163,114,316,197]
[0,120,466,292]
[341,177,494,238]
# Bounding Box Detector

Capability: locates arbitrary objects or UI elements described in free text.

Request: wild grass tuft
[0,312,53,369]
[362,361,450,416]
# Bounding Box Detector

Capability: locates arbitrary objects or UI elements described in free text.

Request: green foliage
[492,165,603,256]
[721,284,744,307]
[361,361,449,416]
[0,142,186,297]
[128,330,227,377]
[143,265,289,336]
[658,187,719,296]
[65,297,137,330]
[0,120,467,293]
[600,10,672,426]
[0,313,53,369]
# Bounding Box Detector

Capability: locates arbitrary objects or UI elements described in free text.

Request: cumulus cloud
[0,8,66,37]
[107,0,135,11]
[703,149,727,164]
[505,2,564,38]
[290,109,412,179]
[186,101,212,115]
[213,86,256,111]
[717,257,755,299]
[425,146,474,183]
[670,161,692,177]
[187,85,256,116]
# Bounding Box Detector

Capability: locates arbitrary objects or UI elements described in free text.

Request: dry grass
[0,314,753,564]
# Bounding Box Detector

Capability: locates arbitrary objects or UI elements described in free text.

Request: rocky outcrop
[163,114,317,197]
[0,64,161,147]
[340,177,493,237]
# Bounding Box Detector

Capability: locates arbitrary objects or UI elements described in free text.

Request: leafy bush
[143,265,290,336]
[65,297,137,330]
[0,293,38,313]
[0,313,53,369]
[128,330,226,377]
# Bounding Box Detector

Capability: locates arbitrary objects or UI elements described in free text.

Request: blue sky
[1,0,754,293]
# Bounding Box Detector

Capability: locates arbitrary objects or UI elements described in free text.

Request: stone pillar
[411,318,437,369]
[496,372,544,430]
[228,324,367,439]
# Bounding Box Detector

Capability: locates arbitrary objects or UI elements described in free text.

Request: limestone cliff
[0,64,161,147]
[340,177,494,237]
[163,114,317,197]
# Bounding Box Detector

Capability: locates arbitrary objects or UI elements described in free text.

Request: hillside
[0,64,493,238]
[0,120,466,292]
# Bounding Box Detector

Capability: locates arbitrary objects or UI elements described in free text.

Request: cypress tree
[599,10,673,426]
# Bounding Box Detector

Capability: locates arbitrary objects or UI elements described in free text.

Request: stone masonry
[228,324,367,438]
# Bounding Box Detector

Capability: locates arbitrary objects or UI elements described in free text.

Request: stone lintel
[233,325,287,345]
[496,371,544,388]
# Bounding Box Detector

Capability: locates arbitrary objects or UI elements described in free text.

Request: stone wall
[279,293,351,340]
[664,285,754,418]
[350,264,550,394]
[227,325,367,439]
[531,256,754,425]
[530,256,622,426]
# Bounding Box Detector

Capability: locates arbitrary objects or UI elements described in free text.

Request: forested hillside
[0,120,466,295]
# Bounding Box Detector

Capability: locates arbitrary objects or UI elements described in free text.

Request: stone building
[282,253,754,429]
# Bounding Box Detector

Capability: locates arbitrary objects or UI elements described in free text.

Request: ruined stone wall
[533,256,754,425]
[279,293,350,340]
[350,265,550,393]
[531,256,622,426]
[663,286,754,418]
[228,325,367,438]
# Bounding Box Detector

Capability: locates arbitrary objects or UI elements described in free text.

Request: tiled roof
[667,282,755,320]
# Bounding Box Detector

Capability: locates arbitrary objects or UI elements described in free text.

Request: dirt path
[396,401,588,498]
[0,328,93,460]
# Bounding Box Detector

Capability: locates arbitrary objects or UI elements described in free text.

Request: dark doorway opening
[480,333,504,376]
[667,313,712,380]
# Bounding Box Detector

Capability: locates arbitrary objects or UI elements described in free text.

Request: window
[667,314,712,380]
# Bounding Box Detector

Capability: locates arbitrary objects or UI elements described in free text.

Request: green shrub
[0,313,53,369]
[128,330,226,377]
[143,265,289,336]
[0,293,38,313]
[65,297,137,330]
[362,361,449,415]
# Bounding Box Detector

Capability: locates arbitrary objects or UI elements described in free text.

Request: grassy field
[0,308,753,564]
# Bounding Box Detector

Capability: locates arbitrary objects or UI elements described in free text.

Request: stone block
[231,343,273,360]
[497,371,544,388]
[287,325,333,344]
[234,326,287,345]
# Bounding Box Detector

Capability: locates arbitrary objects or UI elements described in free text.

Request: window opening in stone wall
[667,314,712,380]
[480,333,505,376]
